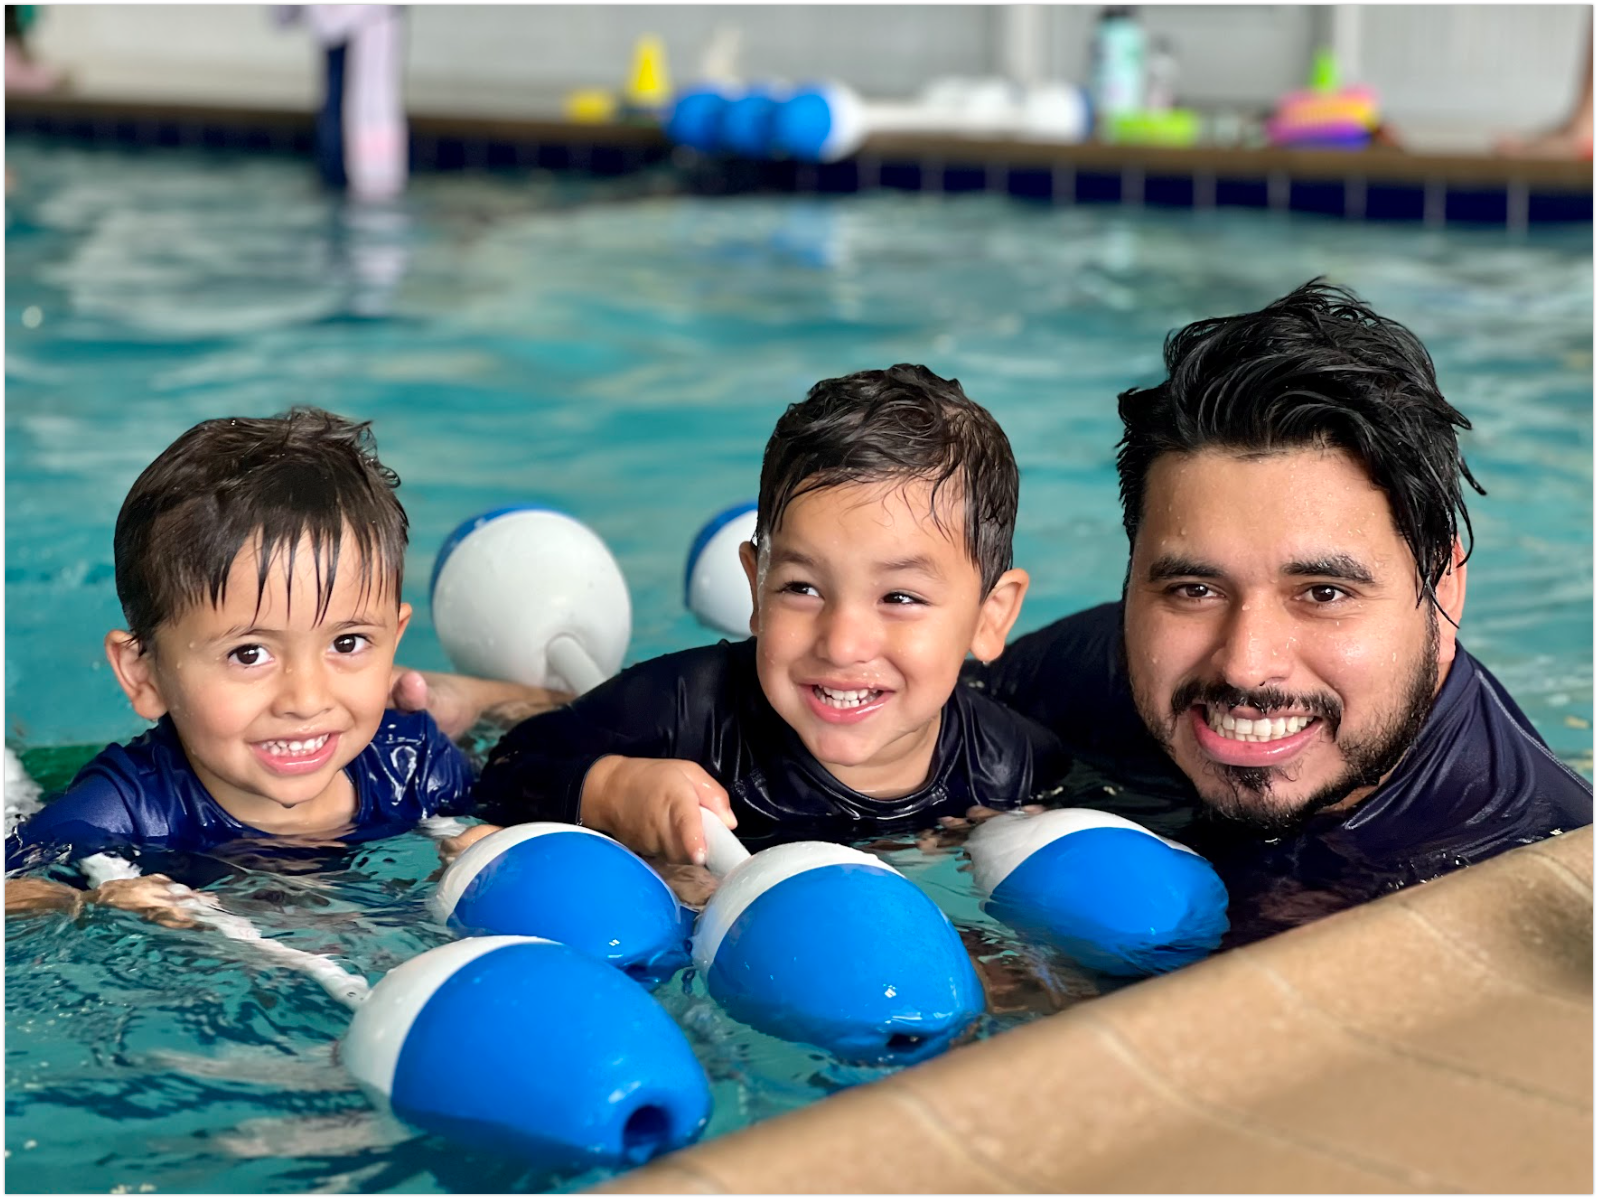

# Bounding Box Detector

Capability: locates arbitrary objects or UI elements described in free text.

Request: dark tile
[434,136,467,171]
[1445,187,1509,225]
[289,129,314,156]
[534,142,570,170]
[1145,173,1195,208]
[942,163,988,193]
[1216,177,1269,208]
[1290,178,1345,217]
[483,139,519,169]
[814,158,860,193]
[879,161,922,191]
[154,122,182,148]
[589,144,630,175]
[1528,190,1593,223]
[1364,183,1426,221]
[1007,167,1054,201]
[1075,170,1121,203]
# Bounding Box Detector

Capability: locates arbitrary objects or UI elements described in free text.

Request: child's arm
[473,646,739,864]
[5,876,85,917]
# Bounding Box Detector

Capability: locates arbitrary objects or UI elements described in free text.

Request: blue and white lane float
[429,822,693,984]
[692,810,982,1064]
[75,853,710,1168]
[343,936,711,1169]
[430,505,631,696]
[683,501,758,637]
[965,808,1230,977]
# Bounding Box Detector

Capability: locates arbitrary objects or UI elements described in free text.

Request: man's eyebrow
[1145,554,1224,582]
[1284,555,1377,585]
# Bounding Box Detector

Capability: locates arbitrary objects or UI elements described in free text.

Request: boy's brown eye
[228,645,266,666]
[332,634,364,654]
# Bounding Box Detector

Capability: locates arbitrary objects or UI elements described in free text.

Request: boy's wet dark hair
[754,364,1019,593]
[114,407,409,649]
[1115,279,1485,616]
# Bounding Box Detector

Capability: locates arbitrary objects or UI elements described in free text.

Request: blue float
[431,823,693,984]
[665,87,731,153]
[343,936,712,1169]
[966,809,1229,976]
[693,815,982,1063]
[718,89,785,158]
[683,500,757,636]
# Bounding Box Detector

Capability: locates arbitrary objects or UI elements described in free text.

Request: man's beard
[1133,615,1440,832]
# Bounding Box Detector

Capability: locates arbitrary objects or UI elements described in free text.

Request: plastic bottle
[1091,6,1146,127]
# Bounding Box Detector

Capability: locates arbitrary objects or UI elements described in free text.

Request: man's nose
[1210,599,1293,691]
[815,599,880,666]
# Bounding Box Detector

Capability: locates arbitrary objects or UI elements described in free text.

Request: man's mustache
[1169,678,1343,737]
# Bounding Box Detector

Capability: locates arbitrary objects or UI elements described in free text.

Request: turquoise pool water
[5,139,1591,1193]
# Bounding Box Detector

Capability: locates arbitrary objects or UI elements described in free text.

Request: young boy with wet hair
[469,364,1068,865]
[4,407,550,922]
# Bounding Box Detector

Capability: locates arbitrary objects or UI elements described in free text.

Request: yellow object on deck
[625,35,672,112]
[564,89,619,124]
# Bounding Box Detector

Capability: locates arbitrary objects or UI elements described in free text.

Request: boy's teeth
[814,685,882,710]
[1205,708,1312,744]
[262,734,330,757]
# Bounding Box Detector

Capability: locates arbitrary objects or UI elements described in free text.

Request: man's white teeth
[1206,709,1312,743]
[261,734,329,757]
[815,686,882,709]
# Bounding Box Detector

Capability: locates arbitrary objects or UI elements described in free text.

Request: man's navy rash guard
[475,637,1070,847]
[6,709,473,876]
[963,601,1593,942]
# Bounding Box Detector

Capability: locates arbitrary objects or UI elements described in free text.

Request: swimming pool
[5,139,1591,1193]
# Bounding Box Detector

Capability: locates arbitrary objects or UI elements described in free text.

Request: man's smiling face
[1123,446,1465,829]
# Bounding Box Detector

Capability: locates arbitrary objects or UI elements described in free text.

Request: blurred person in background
[5,4,62,94]
[276,5,408,201]
[1497,14,1591,157]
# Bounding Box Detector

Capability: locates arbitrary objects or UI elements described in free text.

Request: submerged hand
[90,874,208,930]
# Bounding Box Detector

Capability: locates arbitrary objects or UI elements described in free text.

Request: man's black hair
[755,364,1019,593]
[114,406,409,649]
[1115,279,1484,614]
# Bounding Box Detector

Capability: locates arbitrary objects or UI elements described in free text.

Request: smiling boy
[4,408,536,920]
[470,365,1068,864]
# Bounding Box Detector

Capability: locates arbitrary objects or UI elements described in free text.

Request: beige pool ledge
[603,826,1593,1194]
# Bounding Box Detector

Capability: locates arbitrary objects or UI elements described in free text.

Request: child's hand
[389,668,573,738]
[90,874,207,930]
[438,822,502,865]
[580,756,737,866]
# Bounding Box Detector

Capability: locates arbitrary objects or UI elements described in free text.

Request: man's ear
[1432,541,1468,676]
[970,568,1030,664]
[105,630,168,721]
[738,540,761,636]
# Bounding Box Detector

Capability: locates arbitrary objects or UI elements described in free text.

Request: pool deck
[603,826,1593,1194]
[7,92,1591,227]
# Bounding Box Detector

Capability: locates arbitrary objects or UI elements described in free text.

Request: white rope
[78,853,370,1010]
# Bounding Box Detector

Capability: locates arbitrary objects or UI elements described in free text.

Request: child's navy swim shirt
[475,637,1069,847]
[6,709,472,875]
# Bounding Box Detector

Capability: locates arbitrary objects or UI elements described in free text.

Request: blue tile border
[5,111,1588,225]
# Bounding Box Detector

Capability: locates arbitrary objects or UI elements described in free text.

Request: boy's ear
[105,630,168,721]
[394,601,413,646]
[969,568,1029,664]
[738,540,761,636]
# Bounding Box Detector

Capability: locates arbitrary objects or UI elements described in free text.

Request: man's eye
[332,633,369,654]
[1173,583,1214,600]
[228,644,270,667]
[1306,585,1347,604]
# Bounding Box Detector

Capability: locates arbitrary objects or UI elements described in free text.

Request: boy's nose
[815,601,880,665]
[273,662,333,720]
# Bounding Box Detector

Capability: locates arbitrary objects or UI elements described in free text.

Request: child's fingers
[671,798,709,867]
[685,766,737,829]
